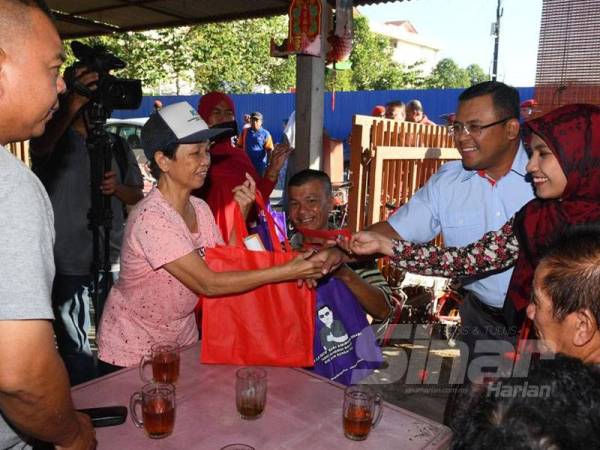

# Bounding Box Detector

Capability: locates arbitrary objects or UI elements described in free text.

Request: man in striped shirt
[287,169,393,322]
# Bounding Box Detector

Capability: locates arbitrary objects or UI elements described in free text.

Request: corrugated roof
[47,0,406,39]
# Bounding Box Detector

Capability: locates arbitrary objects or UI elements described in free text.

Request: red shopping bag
[200,193,316,366]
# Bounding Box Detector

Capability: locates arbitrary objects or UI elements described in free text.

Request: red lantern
[326,34,352,65]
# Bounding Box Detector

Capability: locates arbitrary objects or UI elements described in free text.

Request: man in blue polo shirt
[374,81,534,368]
[241,111,274,175]
[317,81,534,377]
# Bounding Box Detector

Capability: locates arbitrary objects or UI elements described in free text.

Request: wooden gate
[7,140,30,166]
[347,115,460,232]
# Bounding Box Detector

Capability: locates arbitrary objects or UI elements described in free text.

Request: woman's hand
[232,173,256,218]
[265,143,293,182]
[350,231,394,256]
[284,251,325,288]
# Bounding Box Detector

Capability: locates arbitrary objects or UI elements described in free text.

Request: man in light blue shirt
[372,81,535,366]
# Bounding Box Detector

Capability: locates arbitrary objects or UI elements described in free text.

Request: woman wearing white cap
[97,102,323,371]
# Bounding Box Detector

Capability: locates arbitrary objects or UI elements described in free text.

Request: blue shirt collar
[460,142,528,182]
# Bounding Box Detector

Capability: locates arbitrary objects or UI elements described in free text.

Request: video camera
[66,43,143,317]
[70,41,142,110]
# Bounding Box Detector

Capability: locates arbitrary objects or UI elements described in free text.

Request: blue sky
[358,0,542,87]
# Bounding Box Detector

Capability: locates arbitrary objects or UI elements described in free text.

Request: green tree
[348,16,424,91]
[64,31,186,94]
[465,63,488,85]
[63,14,427,94]
[425,58,470,89]
[325,68,354,92]
[65,16,296,95]
[190,16,295,93]
[424,59,489,89]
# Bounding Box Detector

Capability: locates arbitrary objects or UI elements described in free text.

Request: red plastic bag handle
[296,227,352,241]
[232,191,291,253]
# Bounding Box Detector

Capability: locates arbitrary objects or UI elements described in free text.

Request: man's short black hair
[406,99,423,112]
[458,81,520,120]
[385,100,405,109]
[451,354,600,449]
[537,222,600,326]
[288,169,332,196]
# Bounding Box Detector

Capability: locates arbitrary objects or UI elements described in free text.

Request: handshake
[294,229,396,287]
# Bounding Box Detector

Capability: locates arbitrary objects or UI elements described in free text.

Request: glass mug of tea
[130,382,176,439]
[235,367,267,420]
[139,341,180,384]
[342,385,383,441]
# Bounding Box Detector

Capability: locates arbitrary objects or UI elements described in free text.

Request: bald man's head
[0,0,65,143]
[0,1,52,49]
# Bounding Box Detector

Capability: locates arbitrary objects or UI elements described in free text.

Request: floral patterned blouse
[390,217,519,277]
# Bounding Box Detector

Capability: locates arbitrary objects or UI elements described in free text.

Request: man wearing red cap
[371,105,385,117]
[520,99,538,120]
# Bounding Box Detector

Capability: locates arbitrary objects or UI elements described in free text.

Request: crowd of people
[371,98,437,125]
[1,1,599,449]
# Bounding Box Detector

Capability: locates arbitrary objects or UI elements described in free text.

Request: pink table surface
[72,345,451,449]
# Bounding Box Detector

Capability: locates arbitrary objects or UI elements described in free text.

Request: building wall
[391,41,440,74]
[534,0,600,113]
[369,21,441,74]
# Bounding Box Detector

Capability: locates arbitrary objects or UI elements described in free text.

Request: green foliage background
[64,15,486,94]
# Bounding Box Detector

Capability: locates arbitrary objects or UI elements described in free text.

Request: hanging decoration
[270,0,322,58]
[288,0,323,56]
[326,0,353,66]
[326,0,354,111]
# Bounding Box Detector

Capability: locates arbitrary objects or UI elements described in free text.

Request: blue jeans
[52,272,116,385]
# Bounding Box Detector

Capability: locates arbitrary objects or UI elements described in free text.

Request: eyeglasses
[447,117,513,137]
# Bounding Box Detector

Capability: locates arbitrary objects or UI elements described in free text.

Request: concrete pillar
[293,3,328,171]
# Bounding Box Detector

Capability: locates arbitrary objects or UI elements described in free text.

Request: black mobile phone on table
[32,407,127,450]
[79,405,128,427]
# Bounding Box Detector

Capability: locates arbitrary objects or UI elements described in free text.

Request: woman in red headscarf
[347,103,600,327]
[196,92,291,241]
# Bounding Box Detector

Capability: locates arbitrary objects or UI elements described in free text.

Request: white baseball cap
[141,101,227,160]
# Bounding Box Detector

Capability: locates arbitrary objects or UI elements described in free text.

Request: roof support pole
[293,3,328,171]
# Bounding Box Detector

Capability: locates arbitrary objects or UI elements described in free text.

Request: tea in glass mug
[140,341,180,384]
[130,382,176,439]
[342,385,383,441]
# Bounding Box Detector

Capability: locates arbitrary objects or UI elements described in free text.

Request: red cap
[371,105,385,117]
[520,99,538,108]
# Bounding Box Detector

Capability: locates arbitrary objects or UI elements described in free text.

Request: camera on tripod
[64,43,144,313]
[69,41,142,111]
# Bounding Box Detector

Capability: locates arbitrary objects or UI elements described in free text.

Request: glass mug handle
[371,394,384,429]
[129,391,144,429]
[139,354,153,382]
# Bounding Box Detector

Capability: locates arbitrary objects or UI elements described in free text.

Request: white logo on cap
[188,108,200,123]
